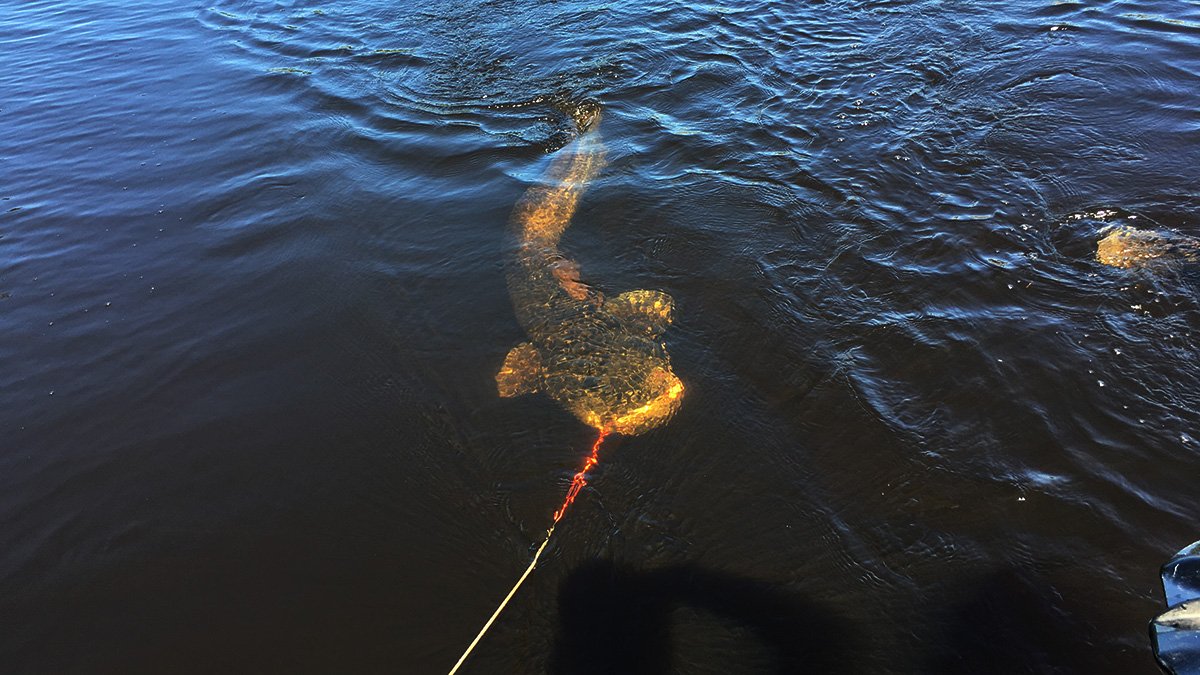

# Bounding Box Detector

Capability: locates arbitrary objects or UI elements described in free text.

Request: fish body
[1097,225,1199,269]
[496,103,683,435]
[1156,601,1200,632]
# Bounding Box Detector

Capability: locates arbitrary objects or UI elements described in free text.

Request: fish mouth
[602,376,685,435]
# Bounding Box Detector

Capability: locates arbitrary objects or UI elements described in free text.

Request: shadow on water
[549,559,855,675]
[925,569,1074,674]
[924,568,1155,675]
[550,561,1157,674]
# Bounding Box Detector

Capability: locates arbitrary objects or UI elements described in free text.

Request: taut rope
[447,430,610,675]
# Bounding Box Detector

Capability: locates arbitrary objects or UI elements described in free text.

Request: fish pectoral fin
[496,342,543,398]
[607,289,675,335]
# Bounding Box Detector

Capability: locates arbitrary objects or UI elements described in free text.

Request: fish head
[547,334,684,436]
[1155,601,1200,632]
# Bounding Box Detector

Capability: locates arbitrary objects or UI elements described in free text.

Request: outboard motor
[1153,540,1200,674]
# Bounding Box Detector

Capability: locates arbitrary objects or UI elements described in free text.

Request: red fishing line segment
[553,429,609,523]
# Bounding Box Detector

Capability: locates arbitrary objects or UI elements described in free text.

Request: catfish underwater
[496,101,684,435]
[1095,224,1200,269]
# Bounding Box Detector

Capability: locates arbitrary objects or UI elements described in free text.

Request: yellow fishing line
[447,430,609,674]
[447,525,556,675]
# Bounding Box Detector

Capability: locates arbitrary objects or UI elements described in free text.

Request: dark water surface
[3,0,1200,672]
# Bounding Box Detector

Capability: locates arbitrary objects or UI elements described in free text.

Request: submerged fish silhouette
[1096,225,1200,269]
[496,102,684,435]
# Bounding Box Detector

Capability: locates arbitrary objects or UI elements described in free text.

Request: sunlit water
[3,0,1199,672]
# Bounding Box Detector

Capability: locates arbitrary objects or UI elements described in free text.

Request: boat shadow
[548,558,855,674]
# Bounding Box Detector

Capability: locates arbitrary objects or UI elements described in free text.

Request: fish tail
[515,109,606,246]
